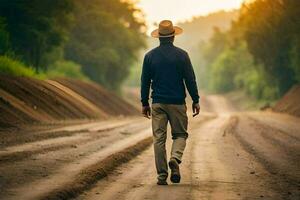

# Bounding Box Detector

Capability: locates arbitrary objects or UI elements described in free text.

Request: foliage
[0,0,145,90]
[125,61,143,87]
[238,0,300,96]
[0,0,74,71]
[0,17,10,54]
[289,38,300,82]
[201,0,300,100]
[65,0,146,90]
[47,60,88,80]
[0,55,39,77]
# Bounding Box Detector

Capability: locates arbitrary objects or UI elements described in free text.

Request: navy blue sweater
[141,41,199,106]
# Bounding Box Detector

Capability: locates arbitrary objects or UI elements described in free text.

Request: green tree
[200,0,300,100]
[65,0,146,90]
[239,0,300,96]
[0,17,10,54]
[200,27,228,90]
[0,0,73,71]
[47,60,88,80]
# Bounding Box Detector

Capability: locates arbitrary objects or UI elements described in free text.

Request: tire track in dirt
[0,118,139,147]
[41,137,153,200]
[0,119,150,198]
[248,112,300,141]
[0,121,135,160]
[247,117,300,159]
[190,116,270,199]
[0,134,87,164]
[231,115,300,198]
[192,114,297,199]
[2,125,152,200]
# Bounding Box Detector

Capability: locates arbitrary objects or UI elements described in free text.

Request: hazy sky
[137,0,244,32]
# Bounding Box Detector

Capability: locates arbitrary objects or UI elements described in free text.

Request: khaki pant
[151,103,188,181]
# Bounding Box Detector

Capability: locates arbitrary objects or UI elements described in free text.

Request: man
[141,20,200,185]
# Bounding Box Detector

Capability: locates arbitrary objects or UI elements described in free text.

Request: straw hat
[151,20,183,38]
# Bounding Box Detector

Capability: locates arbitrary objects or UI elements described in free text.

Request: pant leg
[165,104,188,163]
[151,103,169,180]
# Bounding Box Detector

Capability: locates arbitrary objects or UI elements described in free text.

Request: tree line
[0,0,145,90]
[200,0,300,100]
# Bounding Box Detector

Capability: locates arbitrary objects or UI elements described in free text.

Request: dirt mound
[0,76,138,128]
[54,78,139,116]
[273,85,300,117]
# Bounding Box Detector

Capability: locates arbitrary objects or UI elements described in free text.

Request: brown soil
[0,94,299,199]
[74,96,299,200]
[273,85,300,117]
[54,78,139,116]
[40,137,153,200]
[0,117,151,200]
[0,76,138,128]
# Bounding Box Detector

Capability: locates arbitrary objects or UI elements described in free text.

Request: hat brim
[151,26,183,38]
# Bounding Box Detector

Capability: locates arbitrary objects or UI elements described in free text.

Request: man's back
[141,39,199,107]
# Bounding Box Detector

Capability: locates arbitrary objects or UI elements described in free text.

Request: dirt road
[0,95,299,199]
[75,95,299,200]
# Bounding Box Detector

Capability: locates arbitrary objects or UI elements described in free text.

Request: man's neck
[160,41,173,46]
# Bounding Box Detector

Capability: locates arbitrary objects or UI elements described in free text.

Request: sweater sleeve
[183,52,200,104]
[140,54,151,106]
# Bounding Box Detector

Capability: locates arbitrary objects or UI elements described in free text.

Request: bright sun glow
[137,0,245,33]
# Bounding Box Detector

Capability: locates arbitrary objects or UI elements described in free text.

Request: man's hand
[192,103,200,117]
[142,106,151,119]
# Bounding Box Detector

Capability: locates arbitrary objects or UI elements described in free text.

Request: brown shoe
[169,158,181,183]
[157,179,168,185]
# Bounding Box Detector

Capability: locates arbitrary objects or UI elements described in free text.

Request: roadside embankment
[272,85,300,117]
[0,76,139,129]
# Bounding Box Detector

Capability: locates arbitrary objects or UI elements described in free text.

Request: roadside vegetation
[0,0,145,90]
[200,0,300,102]
[0,55,38,77]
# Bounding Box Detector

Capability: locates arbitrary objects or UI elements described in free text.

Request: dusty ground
[75,95,299,200]
[0,95,299,200]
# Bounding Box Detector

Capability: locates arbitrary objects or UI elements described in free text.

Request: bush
[46,60,88,80]
[0,55,39,77]
[210,50,237,92]
[0,56,87,80]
